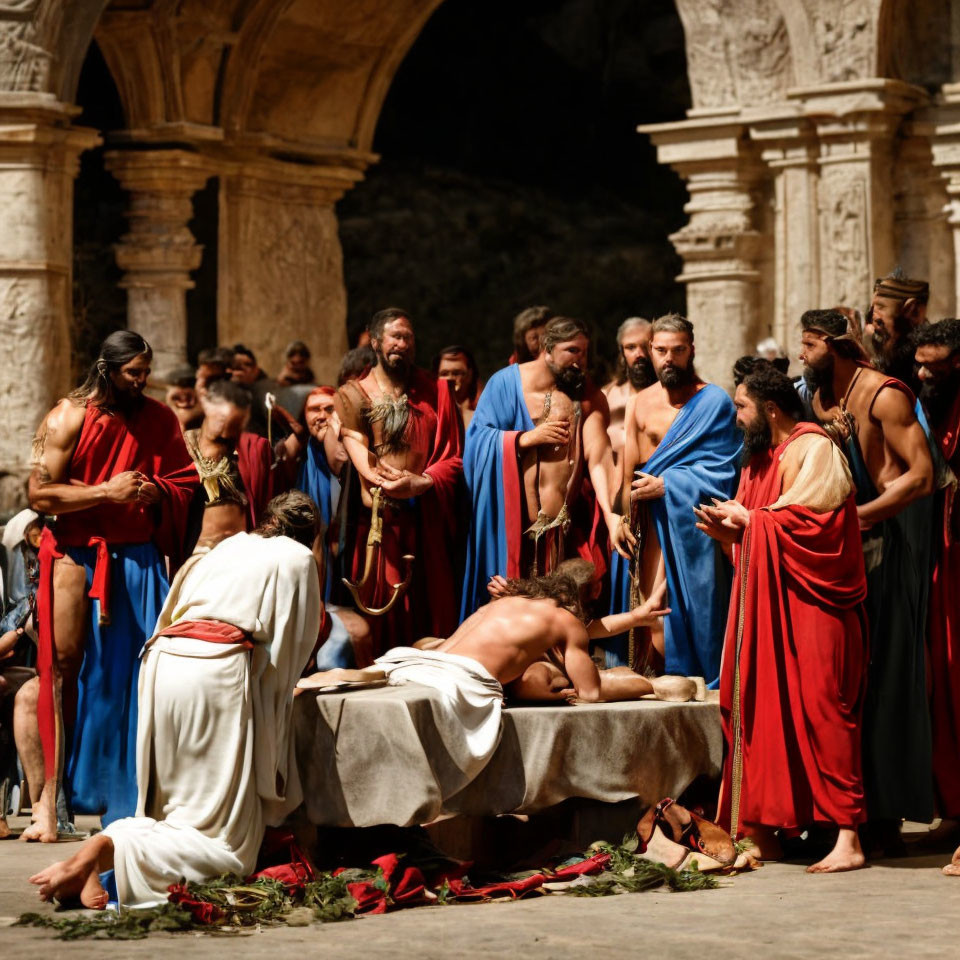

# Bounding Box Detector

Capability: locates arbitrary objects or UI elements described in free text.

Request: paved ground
[0,815,955,959]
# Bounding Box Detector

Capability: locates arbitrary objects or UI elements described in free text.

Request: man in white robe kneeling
[29,491,323,909]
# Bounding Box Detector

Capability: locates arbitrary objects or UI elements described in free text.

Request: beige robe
[102,532,321,907]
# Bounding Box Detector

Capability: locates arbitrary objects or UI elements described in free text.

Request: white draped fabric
[102,532,321,907]
[374,647,504,790]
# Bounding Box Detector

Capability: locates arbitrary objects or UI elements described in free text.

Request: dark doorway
[339,0,691,381]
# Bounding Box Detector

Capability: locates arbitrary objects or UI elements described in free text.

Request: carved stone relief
[0,0,51,92]
[818,162,870,307]
[808,0,878,83]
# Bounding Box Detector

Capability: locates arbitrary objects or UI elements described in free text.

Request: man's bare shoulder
[582,382,609,417]
[633,382,665,415]
[42,398,86,441]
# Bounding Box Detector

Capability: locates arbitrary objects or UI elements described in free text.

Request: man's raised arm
[562,626,601,702]
[28,400,141,515]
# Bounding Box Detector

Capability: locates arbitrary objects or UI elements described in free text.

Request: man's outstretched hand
[630,472,665,502]
[487,574,510,599]
[607,513,636,560]
[631,580,671,626]
[694,498,749,543]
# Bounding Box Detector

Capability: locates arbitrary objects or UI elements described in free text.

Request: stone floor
[0,815,954,959]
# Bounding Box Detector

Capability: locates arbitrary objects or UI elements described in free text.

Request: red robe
[36,399,198,779]
[346,371,463,654]
[928,389,960,817]
[718,424,868,835]
[237,431,274,529]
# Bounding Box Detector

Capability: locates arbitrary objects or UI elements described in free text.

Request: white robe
[374,647,504,791]
[101,532,321,907]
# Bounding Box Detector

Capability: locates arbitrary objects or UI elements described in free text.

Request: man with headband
[800,308,934,856]
[866,269,929,392]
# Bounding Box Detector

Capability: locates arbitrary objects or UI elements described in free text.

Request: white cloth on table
[102,532,321,908]
[374,646,504,790]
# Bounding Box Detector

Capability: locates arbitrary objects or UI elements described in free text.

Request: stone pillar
[216,155,365,384]
[105,149,217,374]
[751,117,820,360]
[639,116,766,389]
[0,99,98,495]
[929,85,960,316]
[795,81,927,312]
[894,126,954,320]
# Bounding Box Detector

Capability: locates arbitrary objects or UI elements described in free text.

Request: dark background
[72,0,691,383]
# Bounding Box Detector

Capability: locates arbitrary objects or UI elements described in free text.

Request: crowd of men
[5,268,960,908]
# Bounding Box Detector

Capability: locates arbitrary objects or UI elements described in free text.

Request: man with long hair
[801,308,935,856]
[26,331,197,840]
[434,345,482,428]
[510,305,552,365]
[29,492,322,909]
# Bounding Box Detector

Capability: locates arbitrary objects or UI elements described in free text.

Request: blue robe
[66,542,168,825]
[602,384,740,686]
[460,365,534,621]
[296,438,340,600]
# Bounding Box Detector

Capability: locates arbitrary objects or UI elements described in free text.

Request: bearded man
[801,309,935,853]
[434,345,482,428]
[460,316,619,619]
[909,320,960,876]
[607,314,740,683]
[182,377,274,555]
[29,492,322,909]
[334,308,463,655]
[697,366,868,873]
[27,331,197,839]
[163,367,201,433]
[865,269,929,393]
[602,317,655,465]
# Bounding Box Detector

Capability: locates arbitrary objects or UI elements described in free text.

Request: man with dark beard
[461,316,619,618]
[909,320,960,876]
[26,331,197,839]
[334,308,463,655]
[696,366,868,872]
[609,314,740,683]
[865,269,929,392]
[603,318,655,468]
[800,308,935,856]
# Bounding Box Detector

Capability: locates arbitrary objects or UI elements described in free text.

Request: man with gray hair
[606,314,740,685]
[602,317,655,466]
[461,315,620,618]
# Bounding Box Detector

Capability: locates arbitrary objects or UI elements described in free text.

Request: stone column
[639,115,766,389]
[216,155,366,384]
[105,149,217,375]
[0,98,98,497]
[751,116,820,359]
[929,85,960,316]
[795,81,927,312]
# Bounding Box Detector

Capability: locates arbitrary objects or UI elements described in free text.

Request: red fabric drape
[718,424,868,835]
[236,431,274,529]
[36,399,198,780]
[928,389,960,816]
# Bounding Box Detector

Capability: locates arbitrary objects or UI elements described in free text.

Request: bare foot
[807,828,866,874]
[942,844,960,876]
[20,780,58,843]
[29,836,111,907]
[0,817,10,839]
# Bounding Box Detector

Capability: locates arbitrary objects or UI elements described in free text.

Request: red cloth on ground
[36,399,197,780]
[236,431,275,528]
[718,424,869,835]
[346,371,463,653]
[928,389,960,817]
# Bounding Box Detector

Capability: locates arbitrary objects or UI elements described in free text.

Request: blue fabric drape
[603,385,739,686]
[65,542,168,825]
[296,438,340,600]
[459,365,534,621]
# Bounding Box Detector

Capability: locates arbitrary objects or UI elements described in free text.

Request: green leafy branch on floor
[15,838,717,940]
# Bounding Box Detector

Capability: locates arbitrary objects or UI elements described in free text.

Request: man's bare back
[439,596,591,689]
